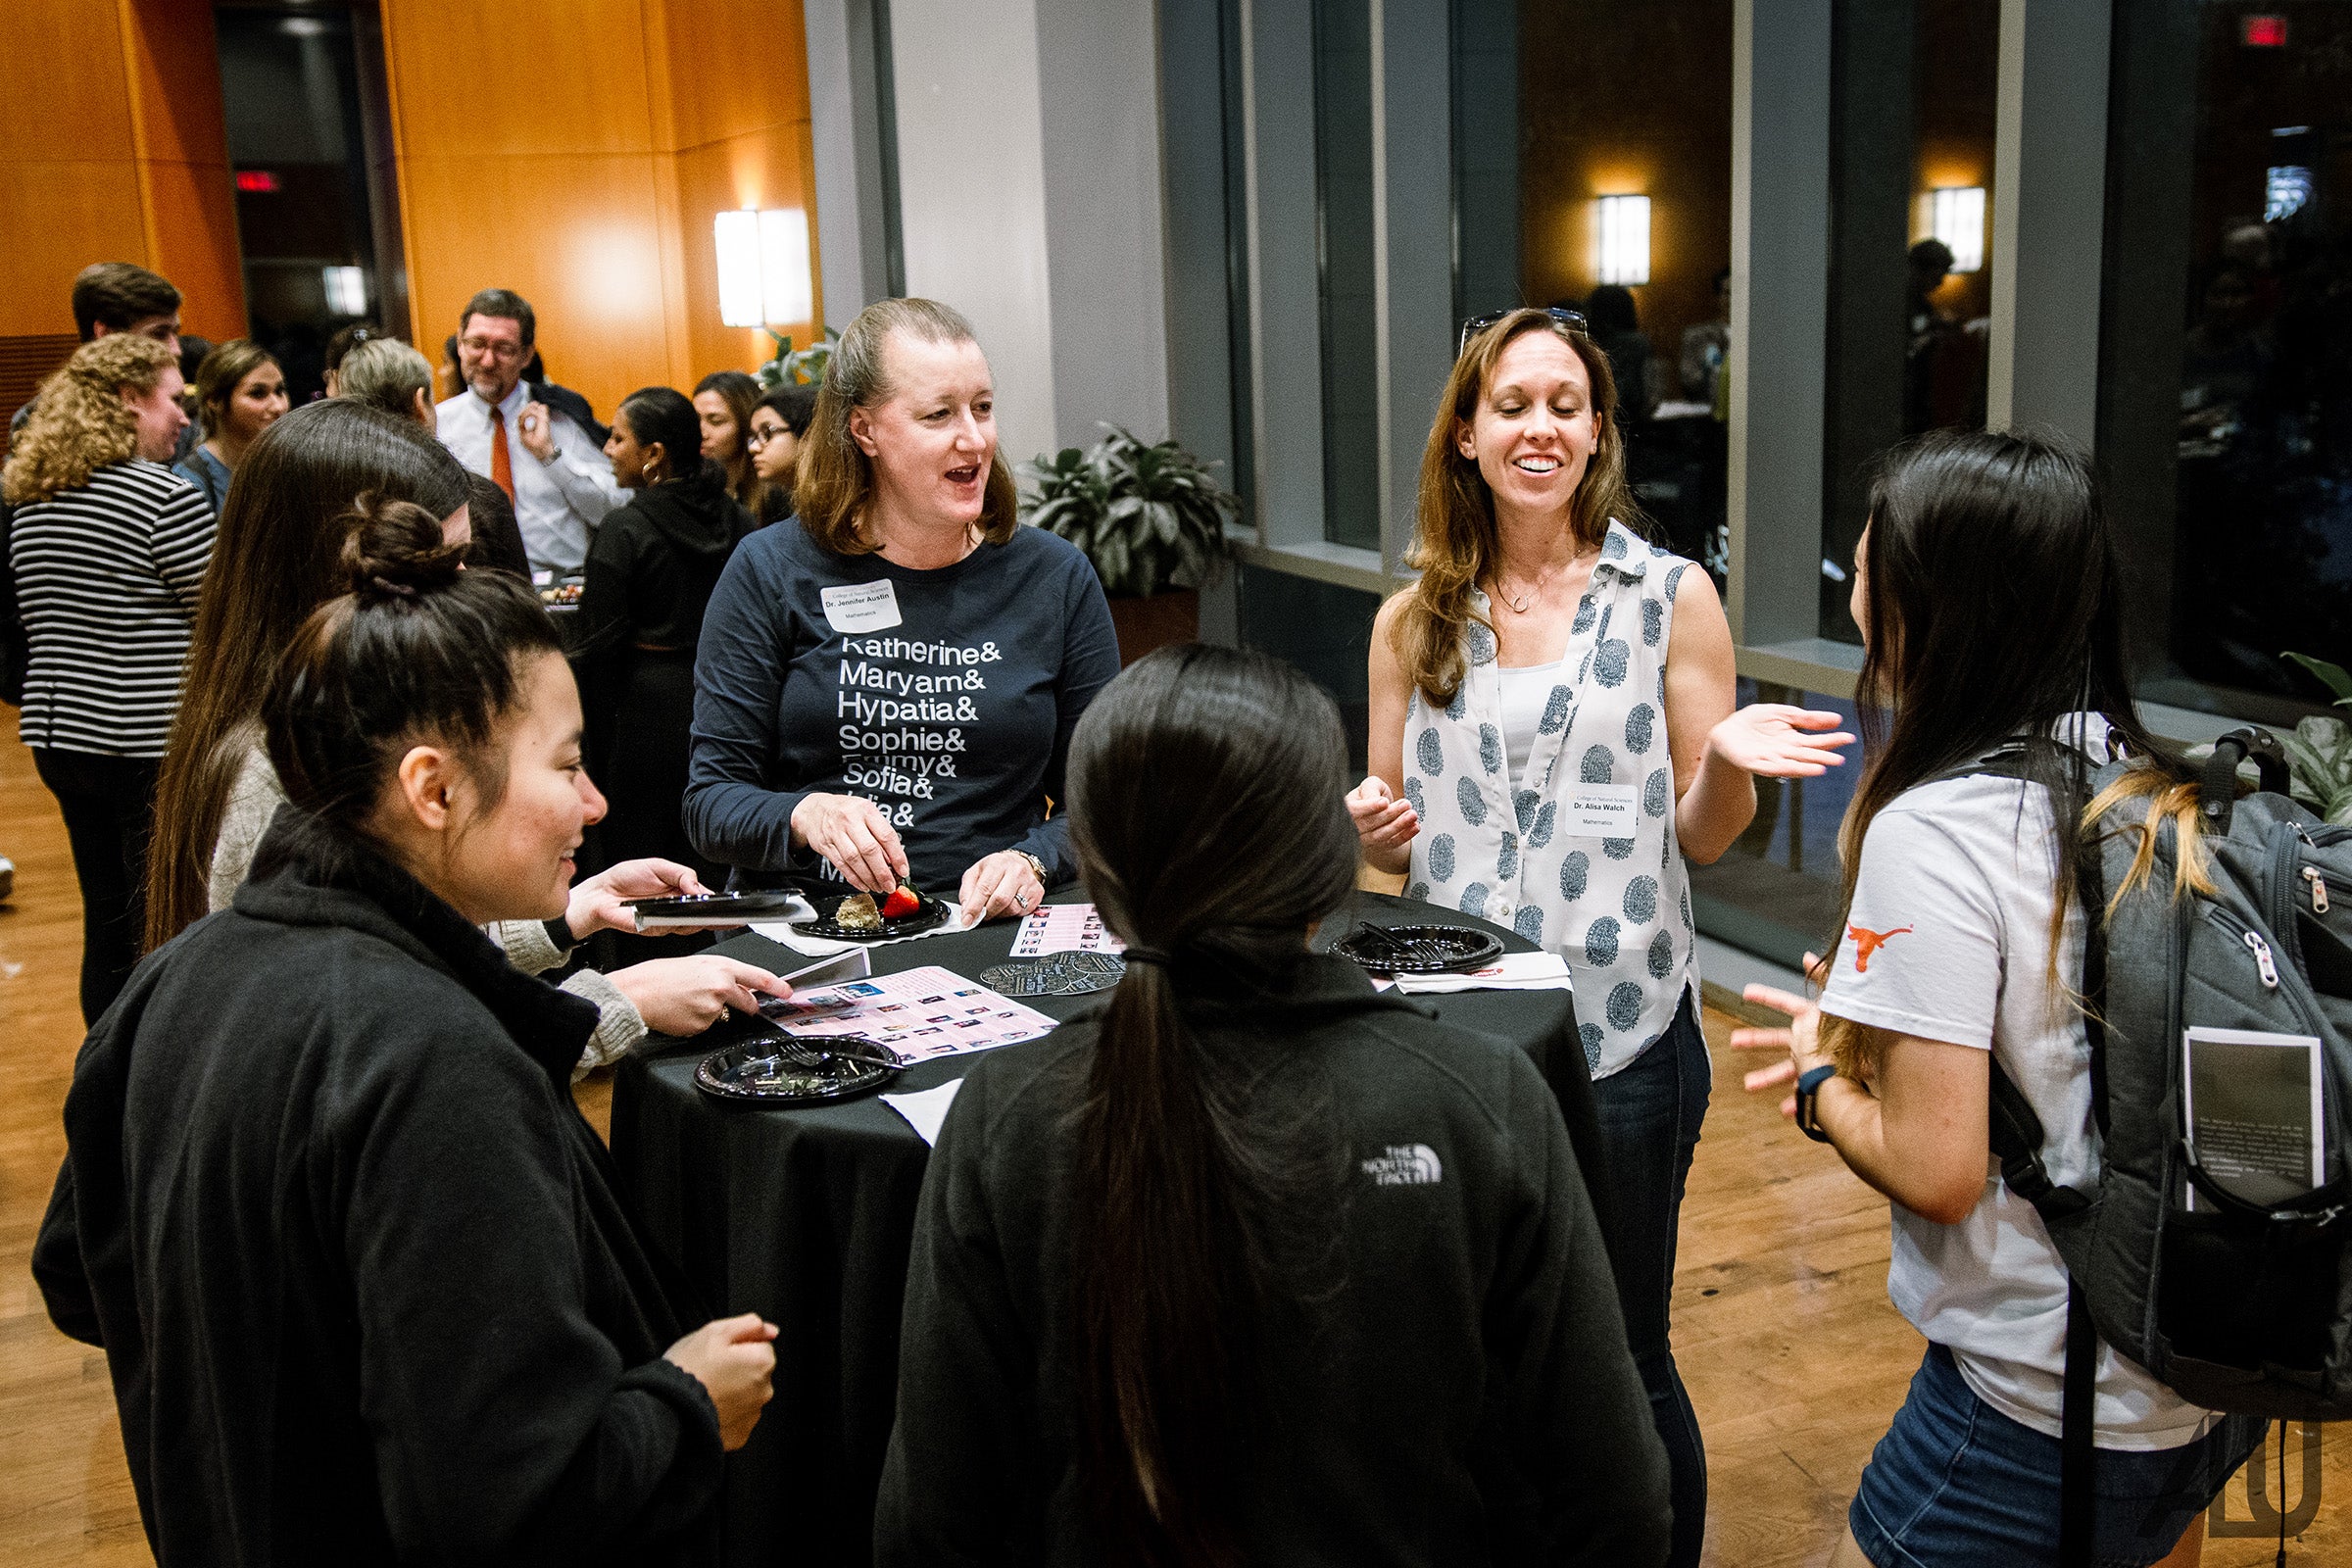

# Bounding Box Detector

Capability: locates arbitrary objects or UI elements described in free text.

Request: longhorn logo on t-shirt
[1846,924,1912,972]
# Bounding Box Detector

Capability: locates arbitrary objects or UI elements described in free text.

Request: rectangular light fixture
[716,208,814,328]
[1595,195,1651,286]
[714,211,763,327]
[758,209,813,325]
[1930,186,1986,273]
[320,266,367,316]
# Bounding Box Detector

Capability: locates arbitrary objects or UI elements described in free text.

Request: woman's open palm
[1707,704,1856,778]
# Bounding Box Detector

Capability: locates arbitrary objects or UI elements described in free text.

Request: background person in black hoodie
[577,387,755,879]
[34,503,779,1566]
[875,645,1670,1567]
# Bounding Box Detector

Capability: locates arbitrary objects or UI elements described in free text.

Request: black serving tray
[1332,922,1505,974]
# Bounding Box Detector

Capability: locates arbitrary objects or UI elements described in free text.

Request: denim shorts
[1849,1344,2266,1568]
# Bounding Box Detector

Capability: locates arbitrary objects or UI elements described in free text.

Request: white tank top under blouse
[1495,658,1565,779]
[1403,519,1699,1079]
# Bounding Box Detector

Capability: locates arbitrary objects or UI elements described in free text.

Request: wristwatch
[1794,1062,1838,1143]
[1012,851,1049,888]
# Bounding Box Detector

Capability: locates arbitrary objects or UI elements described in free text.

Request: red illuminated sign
[2241,15,2288,47]
[234,170,279,193]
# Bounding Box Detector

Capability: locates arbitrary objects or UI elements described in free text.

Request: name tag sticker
[821,579,904,633]
[1562,783,1639,838]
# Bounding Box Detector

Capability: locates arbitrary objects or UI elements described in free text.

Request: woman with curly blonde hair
[3,332,214,1021]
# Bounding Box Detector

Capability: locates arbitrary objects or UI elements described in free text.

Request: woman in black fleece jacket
[875,646,1669,1566]
[34,501,778,1566]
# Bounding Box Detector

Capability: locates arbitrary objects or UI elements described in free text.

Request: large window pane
[1818,0,1999,644]
[2105,0,2352,723]
[1315,0,1382,549]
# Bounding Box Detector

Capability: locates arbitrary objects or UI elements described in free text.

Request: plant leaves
[2284,652,2352,707]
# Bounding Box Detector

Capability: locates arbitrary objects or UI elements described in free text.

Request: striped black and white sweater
[10,460,213,758]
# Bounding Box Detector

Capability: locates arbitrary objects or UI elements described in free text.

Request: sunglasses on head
[1456,306,1589,359]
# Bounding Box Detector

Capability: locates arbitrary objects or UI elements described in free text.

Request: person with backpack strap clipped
[1733,428,2280,1568]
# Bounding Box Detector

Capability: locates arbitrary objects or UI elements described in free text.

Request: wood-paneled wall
[0,0,246,344]
[380,0,820,419]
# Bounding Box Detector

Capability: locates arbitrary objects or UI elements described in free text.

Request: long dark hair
[146,400,471,948]
[260,496,563,862]
[1824,427,2178,1076]
[694,368,763,510]
[1066,644,1359,1567]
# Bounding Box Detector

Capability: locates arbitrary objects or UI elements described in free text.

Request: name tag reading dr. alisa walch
[1562,782,1639,838]
[820,579,904,634]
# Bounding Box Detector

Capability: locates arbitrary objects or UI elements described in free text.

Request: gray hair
[336,338,437,424]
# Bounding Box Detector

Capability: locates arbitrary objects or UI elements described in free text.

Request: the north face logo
[1362,1144,1444,1186]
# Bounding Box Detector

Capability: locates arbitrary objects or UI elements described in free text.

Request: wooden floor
[0,721,2343,1564]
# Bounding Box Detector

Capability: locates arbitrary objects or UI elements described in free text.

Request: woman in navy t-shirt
[686,299,1119,923]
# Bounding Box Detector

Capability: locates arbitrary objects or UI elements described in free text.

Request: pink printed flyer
[760,964,1058,1063]
[1008,904,1126,956]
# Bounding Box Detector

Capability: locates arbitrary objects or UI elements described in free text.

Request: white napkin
[881,1078,966,1147]
[1393,951,1575,995]
[750,900,982,957]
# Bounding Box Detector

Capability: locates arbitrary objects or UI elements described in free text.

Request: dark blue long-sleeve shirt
[685,519,1120,893]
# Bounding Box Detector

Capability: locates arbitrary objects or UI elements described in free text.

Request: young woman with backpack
[1733,429,2264,1567]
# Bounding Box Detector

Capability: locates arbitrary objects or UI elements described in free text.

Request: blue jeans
[1851,1345,2266,1568]
[1589,988,1711,1568]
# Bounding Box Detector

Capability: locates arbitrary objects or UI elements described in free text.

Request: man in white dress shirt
[434,288,619,574]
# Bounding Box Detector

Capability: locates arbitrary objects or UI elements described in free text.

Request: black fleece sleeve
[1490,1049,1672,1565]
[32,1158,102,1346]
[343,1024,723,1563]
[873,1067,1036,1566]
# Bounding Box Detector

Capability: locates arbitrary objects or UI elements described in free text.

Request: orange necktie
[490,405,515,502]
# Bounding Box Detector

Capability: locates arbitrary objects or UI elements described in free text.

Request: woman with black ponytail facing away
[37,506,778,1565]
[1734,429,2262,1567]
[876,644,1669,1566]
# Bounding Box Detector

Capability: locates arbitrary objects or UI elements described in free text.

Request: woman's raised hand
[1727,954,1832,1120]
[1705,705,1856,779]
[1346,776,1419,870]
[790,793,910,893]
[664,1312,779,1450]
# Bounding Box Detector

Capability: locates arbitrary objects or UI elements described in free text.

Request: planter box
[1106,589,1199,667]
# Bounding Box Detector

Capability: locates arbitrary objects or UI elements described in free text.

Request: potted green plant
[757,326,838,388]
[1018,425,1239,664]
[2280,653,2352,824]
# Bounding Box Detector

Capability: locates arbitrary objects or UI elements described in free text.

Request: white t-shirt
[1819,766,2220,1450]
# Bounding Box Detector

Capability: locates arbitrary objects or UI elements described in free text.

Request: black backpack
[1973,731,2352,1563]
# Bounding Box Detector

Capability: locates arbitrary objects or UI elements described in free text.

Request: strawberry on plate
[879,884,922,920]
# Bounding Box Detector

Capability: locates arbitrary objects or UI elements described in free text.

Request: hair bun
[338,490,466,604]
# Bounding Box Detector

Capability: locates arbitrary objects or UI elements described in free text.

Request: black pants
[33,748,162,1026]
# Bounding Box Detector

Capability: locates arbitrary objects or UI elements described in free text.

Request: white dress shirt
[436,380,620,573]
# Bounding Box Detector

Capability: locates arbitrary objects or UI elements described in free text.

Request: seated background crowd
[0,260,2278,1568]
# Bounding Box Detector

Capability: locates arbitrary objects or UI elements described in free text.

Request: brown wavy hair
[792,297,1019,556]
[694,368,765,514]
[1389,308,1639,706]
[2,334,176,506]
[145,400,470,949]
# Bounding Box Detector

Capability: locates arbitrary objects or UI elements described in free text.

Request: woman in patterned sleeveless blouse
[1348,306,1853,1568]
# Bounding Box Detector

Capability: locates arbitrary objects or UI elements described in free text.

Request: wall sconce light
[320,266,367,316]
[1929,186,1985,273]
[715,209,813,328]
[1595,195,1651,286]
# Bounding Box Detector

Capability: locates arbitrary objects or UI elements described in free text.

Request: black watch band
[1794,1062,1838,1143]
[544,915,579,955]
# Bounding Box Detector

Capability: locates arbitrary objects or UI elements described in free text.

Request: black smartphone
[622,890,806,923]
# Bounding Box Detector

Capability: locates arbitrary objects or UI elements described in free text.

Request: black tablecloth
[611,890,1598,1568]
